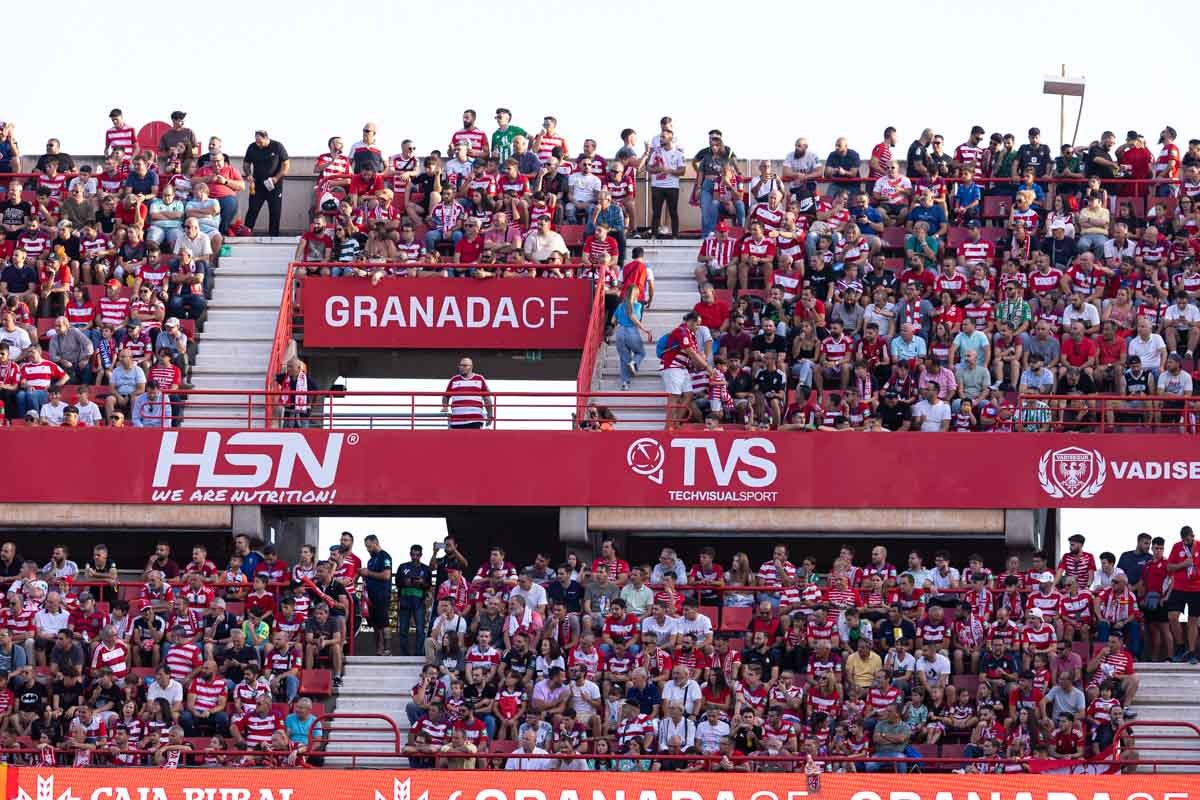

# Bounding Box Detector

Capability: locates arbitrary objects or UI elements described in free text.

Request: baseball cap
[716,221,730,232]
[1036,571,1054,583]
[1126,130,1140,140]
[105,278,121,288]
[1029,608,1044,620]
[1049,221,1067,232]
[1168,352,1183,363]
[171,111,186,120]
[966,220,981,228]
[165,317,180,328]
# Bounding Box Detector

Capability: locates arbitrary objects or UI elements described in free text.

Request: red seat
[95,601,110,614]
[880,227,907,248]
[558,225,585,248]
[720,606,752,632]
[1071,640,1091,661]
[699,607,719,628]
[1121,196,1147,218]
[982,196,1010,220]
[131,667,155,681]
[939,743,967,761]
[713,289,733,308]
[137,122,172,153]
[271,702,290,719]
[226,601,245,618]
[952,674,979,696]
[492,740,518,754]
[946,226,970,249]
[300,669,332,698]
[882,257,904,272]
[980,226,1005,244]
[121,585,142,601]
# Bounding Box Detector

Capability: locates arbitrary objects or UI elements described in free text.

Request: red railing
[575,275,608,420]
[1023,393,1200,434]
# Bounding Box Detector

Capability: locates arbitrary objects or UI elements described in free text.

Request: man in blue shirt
[122,156,158,202]
[824,137,862,195]
[954,174,982,223]
[907,187,947,237]
[362,534,393,655]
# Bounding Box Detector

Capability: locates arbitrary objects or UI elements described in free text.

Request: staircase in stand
[1126,661,1200,772]
[182,239,294,427]
[597,239,701,430]
[323,654,424,767]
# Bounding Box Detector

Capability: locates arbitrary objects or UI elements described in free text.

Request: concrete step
[209,288,285,306]
[217,259,290,276]
[190,341,275,362]
[1126,703,1200,720]
[188,374,267,391]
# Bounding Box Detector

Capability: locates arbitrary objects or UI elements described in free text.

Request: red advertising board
[302,277,593,349]
[7,767,1198,800]
[4,429,1200,508]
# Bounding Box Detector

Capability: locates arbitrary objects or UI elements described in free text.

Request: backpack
[655,332,672,359]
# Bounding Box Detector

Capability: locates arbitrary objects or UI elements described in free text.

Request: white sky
[5,2,1197,161]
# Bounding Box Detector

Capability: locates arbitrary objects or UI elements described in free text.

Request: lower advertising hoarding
[5,429,1200,509]
[7,769,1197,800]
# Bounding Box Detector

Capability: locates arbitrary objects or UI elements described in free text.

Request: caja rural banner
[7,769,1199,800]
[5,429,1200,508]
[302,278,594,349]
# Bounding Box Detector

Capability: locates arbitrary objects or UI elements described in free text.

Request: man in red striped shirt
[104,109,135,165]
[441,357,493,429]
[17,345,67,417]
[164,626,203,685]
[449,110,489,160]
[181,659,230,736]
[1086,633,1139,705]
[233,694,283,749]
[90,624,129,681]
[1056,534,1096,588]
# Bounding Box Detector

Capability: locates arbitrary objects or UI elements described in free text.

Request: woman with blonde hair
[724,553,755,608]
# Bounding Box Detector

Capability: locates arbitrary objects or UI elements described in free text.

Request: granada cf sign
[7,429,1200,508]
[303,277,594,349]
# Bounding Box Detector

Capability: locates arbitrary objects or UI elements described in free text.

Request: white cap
[1037,571,1055,583]
[1029,608,1044,620]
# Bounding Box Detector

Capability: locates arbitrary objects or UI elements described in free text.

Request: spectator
[191,152,245,235]
[47,316,94,384]
[242,130,290,237]
[132,379,172,428]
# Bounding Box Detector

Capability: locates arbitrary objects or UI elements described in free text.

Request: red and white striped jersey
[873,176,911,206]
[1136,238,1169,265]
[821,334,851,364]
[140,260,170,290]
[497,174,529,197]
[1022,622,1057,649]
[413,716,449,747]
[37,173,67,200]
[19,360,65,391]
[91,641,129,680]
[1029,267,1064,294]
[606,171,635,201]
[16,231,49,258]
[740,237,775,260]
[98,171,127,195]
[1155,142,1180,178]
[698,236,738,268]
[106,126,136,162]
[963,302,993,330]
[934,272,968,296]
[451,129,489,154]
[916,619,949,646]
[1027,589,1063,619]
[266,645,300,674]
[189,675,227,711]
[66,300,97,328]
[315,153,351,188]
[467,174,498,198]
[869,141,892,179]
[535,134,565,164]
[957,240,995,266]
[164,642,202,682]
[238,712,282,747]
[1010,207,1039,232]
[750,203,785,231]
[80,234,112,261]
[954,143,985,174]
[444,373,490,424]
[1058,591,1094,621]
[234,677,271,707]
[390,155,418,193]
[151,363,182,391]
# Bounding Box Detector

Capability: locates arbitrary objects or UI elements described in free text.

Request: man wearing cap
[243,130,290,237]
[158,112,197,171]
[1041,220,1077,270]
[47,315,94,384]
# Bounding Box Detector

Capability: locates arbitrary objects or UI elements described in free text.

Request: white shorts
[662,368,693,395]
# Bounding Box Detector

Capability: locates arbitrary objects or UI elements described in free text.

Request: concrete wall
[1,503,231,528]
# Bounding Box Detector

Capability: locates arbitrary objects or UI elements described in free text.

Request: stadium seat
[121,585,142,601]
[881,227,907,249]
[720,606,752,632]
[1124,197,1147,218]
[882,257,904,272]
[1071,640,1091,661]
[939,743,967,762]
[131,667,155,682]
[300,669,333,697]
[271,702,290,718]
[980,226,1005,243]
[227,601,245,618]
[727,638,744,651]
[492,740,518,754]
[1150,196,1179,219]
[982,196,1010,220]
[946,226,970,248]
[558,225,585,248]
[952,674,979,695]
[699,607,719,628]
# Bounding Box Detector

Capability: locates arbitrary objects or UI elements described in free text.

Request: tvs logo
[625,437,779,498]
[626,438,666,484]
[1038,447,1107,498]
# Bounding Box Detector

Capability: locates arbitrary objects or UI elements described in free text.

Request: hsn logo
[626,437,778,488]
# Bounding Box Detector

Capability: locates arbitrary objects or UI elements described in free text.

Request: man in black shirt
[0,183,32,241]
[546,566,584,614]
[34,139,75,174]
[216,627,260,686]
[395,545,431,657]
[502,634,536,687]
[877,390,913,431]
[242,130,290,236]
[1015,127,1052,179]
[0,541,22,582]
[906,128,933,178]
[307,561,349,629]
[753,352,786,427]
[1086,131,1119,180]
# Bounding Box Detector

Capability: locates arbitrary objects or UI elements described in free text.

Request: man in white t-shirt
[912,384,951,431]
[640,604,678,648]
[566,159,603,223]
[1061,293,1101,332]
[511,572,548,616]
[696,707,731,754]
[914,643,951,690]
[660,666,703,717]
[675,603,714,648]
[73,386,104,426]
[1163,291,1200,358]
[1157,354,1194,433]
[568,666,602,736]
[1127,316,1168,376]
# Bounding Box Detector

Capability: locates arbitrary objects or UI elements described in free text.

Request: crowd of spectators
[0,532,365,767]
[647,124,1200,430]
[398,528,1200,772]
